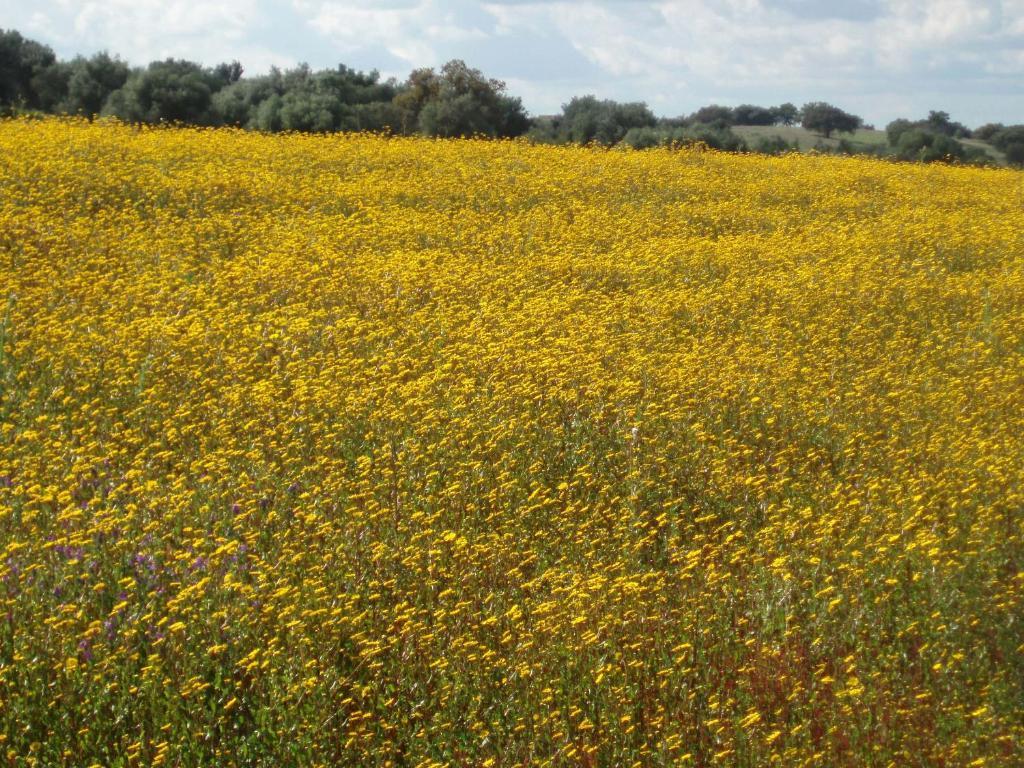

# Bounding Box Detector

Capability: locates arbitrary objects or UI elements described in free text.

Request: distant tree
[417,93,493,137]
[558,95,656,145]
[254,93,284,132]
[0,29,57,108]
[29,61,72,112]
[212,61,244,88]
[622,126,662,149]
[278,88,343,132]
[753,135,792,155]
[689,104,734,127]
[212,72,280,127]
[524,115,562,144]
[675,123,746,151]
[801,102,861,138]
[989,125,1024,151]
[926,110,952,133]
[886,118,914,146]
[61,53,130,116]
[923,134,966,163]
[973,123,1005,142]
[104,59,229,124]
[732,104,775,126]
[394,60,528,139]
[895,129,965,163]
[351,101,403,132]
[621,121,747,152]
[925,110,971,138]
[771,102,799,126]
[990,126,1024,167]
[1005,141,1024,167]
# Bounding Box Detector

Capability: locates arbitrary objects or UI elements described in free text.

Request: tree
[753,135,793,155]
[679,123,746,151]
[732,104,774,126]
[689,104,734,127]
[29,61,72,112]
[1005,141,1024,167]
[212,73,280,127]
[212,61,244,88]
[801,102,861,138]
[990,126,1024,167]
[0,29,57,108]
[885,118,914,146]
[104,59,229,124]
[894,130,965,163]
[771,103,799,126]
[557,96,656,145]
[278,88,343,132]
[622,126,662,149]
[351,101,403,132]
[393,60,528,138]
[62,53,130,116]
[973,123,1005,142]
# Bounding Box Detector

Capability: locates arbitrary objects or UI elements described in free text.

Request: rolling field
[1,119,1023,767]
[732,125,1005,164]
[731,124,889,151]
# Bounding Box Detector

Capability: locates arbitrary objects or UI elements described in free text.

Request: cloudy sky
[4,0,1023,126]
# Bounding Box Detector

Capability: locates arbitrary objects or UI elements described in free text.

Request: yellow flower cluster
[1,118,1022,766]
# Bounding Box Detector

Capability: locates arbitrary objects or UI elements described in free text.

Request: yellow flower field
[1,118,1022,766]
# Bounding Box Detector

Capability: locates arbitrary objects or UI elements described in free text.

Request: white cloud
[300,0,491,66]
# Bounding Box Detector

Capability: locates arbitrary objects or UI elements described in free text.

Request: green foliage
[752,135,793,155]
[771,102,799,126]
[886,118,914,146]
[622,126,662,149]
[399,60,528,138]
[894,130,966,163]
[555,96,657,146]
[28,61,72,112]
[689,104,734,127]
[888,112,973,151]
[801,102,862,139]
[63,53,131,117]
[973,123,1005,142]
[621,122,747,152]
[680,123,747,151]
[0,29,57,109]
[926,110,972,138]
[212,74,279,127]
[732,104,774,126]
[104,59,227,124]
[988,125,1024,166]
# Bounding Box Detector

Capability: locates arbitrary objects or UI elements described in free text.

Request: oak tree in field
[801,102,862,139]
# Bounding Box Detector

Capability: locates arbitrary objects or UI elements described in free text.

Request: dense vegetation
[2,28,1020,166]
[2,118,1023,767]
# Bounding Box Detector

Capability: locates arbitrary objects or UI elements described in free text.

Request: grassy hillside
[2,118,1023,767]
[734,124,1006,163]
[733,124,888,151]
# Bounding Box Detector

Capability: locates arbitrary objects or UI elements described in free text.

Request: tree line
[2,28,1021,166]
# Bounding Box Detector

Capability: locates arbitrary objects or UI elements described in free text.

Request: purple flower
[131,552,156,573]
[78,639,94,663]
[55,544,84,560]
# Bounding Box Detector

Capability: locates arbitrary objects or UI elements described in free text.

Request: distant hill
[732,125,1006,165]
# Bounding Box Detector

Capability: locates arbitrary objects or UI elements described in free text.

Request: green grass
[960,138,1006,164]
[733,125,888,152]
[734,125,1009,166]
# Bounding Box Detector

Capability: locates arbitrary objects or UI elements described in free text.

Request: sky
[3,0,1023,127]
